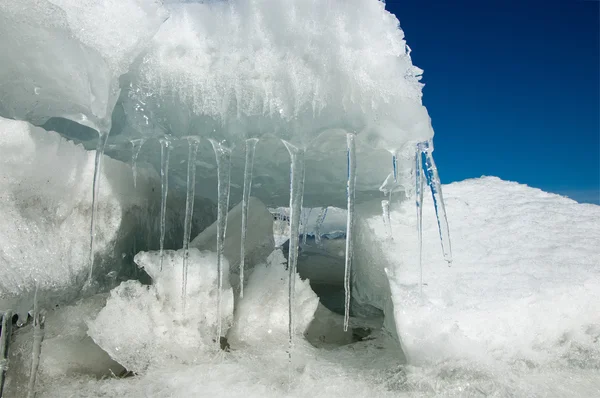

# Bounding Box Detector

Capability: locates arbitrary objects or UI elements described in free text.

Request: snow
[0,0,598,396]
[0,116,161,323]
[2,177,599,397]
[355,177,600,370]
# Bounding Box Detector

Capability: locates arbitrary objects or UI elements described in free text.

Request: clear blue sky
[385,0,599,204]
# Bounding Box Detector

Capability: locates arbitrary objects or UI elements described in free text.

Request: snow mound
[88,249,234,373]
[356,176,600,367]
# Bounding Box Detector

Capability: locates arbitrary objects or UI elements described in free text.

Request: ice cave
[0,0,599,397]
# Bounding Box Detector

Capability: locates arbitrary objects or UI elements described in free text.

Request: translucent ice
[209,139,234,342]
[421,141,452,265]
[343,133,357,331]
[240,138,259,298]
[89,249,234,374]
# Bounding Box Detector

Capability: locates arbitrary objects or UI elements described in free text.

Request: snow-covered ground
[4,177,597,398]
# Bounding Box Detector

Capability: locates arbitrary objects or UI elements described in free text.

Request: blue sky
[384,0,599,204]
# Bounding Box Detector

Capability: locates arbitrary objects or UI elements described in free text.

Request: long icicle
[159,137,172,271]
[314,207,327,246]
[181,137,200,311]
[415,145,425,296]
[422,140,453,265]
[239,138,259,299]
[301,208,312,245]
[27,285,45,398]
[130,138,146,189]
[282,140,306,363]
[87,131,109,286]
[343,133,357,331]
[381,199,392,240]
[209,139,233,344]
[0,310,13,397]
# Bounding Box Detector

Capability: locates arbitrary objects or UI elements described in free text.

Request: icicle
[0,310,13,397]
[392,153,398,183]
[301,208,312,245]
[381,199,392,240]
[181,137,200,310]
[281,140,306,361]
[209,139,233,344]
[343,133,357,331]
[240,138,259,299]
[422,140,453,265]
[130,138,146,189]
[27,285,45,398]
[159,137,172,271]
[415,146,425,296]
[87,131,109,286]
[314,207,327,246]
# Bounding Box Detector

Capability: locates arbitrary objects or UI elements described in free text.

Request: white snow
[355,177,600,370]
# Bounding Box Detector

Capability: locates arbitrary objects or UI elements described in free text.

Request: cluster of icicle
[86,129,452,361]
[84,86,451,363]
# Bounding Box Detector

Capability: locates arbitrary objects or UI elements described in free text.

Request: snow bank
[0,116,161,323]
[355,177,600,367]
[88,249,234,373]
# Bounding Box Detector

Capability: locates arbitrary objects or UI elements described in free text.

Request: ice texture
[191,197,274,294]
[228,250,319,345]
[0,116,161,322]
[88,249,234,374]
[0,0,167,132]
[3,294,124,398]
[8,178,600,397]
[85,0,430,208]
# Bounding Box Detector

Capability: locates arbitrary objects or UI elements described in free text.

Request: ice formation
[0,0,543,396]
[88,249,234,373]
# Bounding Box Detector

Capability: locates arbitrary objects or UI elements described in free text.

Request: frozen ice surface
[192,197,274,293]
[88,249,234,374]
[229,250,319,345]
[0,116,162,323]
[355,177,600,369]
[0,0,166,131]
